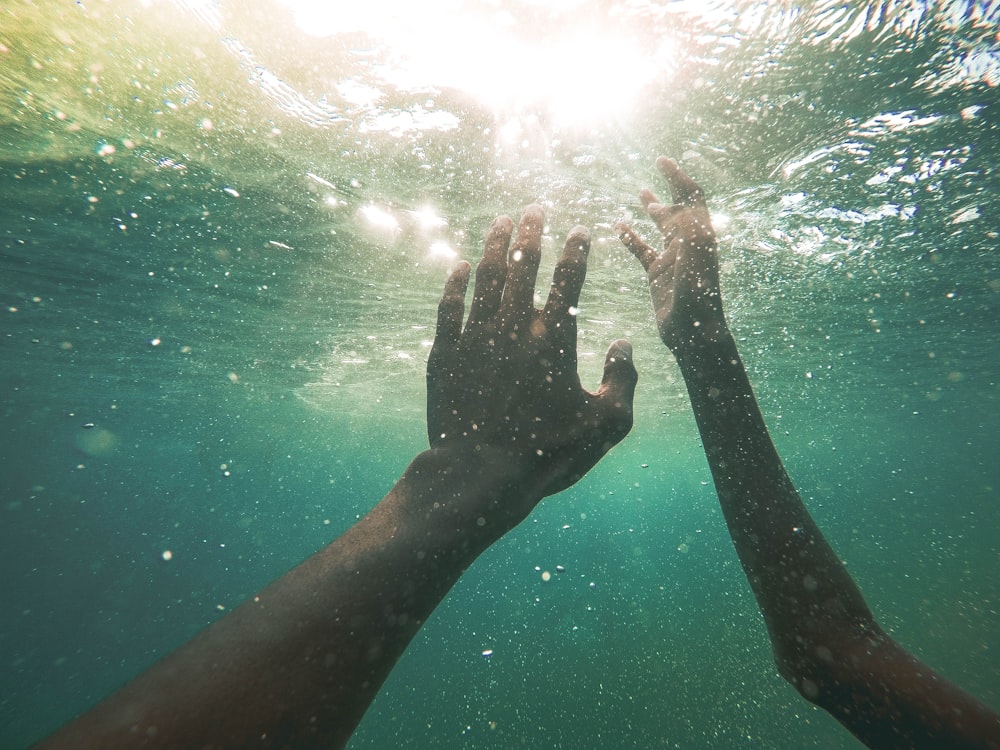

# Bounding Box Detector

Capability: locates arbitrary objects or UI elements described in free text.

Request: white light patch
[429,241,457,260]
[278,0,667,128]
[711,212,731,230]
[360,204,400,234]
[337,80,384,107]
[410,206,447,231]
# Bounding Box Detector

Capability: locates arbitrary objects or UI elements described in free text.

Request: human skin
[618,157,1000,749]
[33,207,638,749]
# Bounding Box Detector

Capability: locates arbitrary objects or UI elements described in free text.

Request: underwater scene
[1,0,998,747]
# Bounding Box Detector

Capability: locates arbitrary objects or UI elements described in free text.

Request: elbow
[772,642,829,706]
[768,622,888,712]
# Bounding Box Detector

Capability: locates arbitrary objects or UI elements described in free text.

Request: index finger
[433,260,471,349]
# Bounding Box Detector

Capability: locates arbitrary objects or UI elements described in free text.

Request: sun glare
[278,0,665,128]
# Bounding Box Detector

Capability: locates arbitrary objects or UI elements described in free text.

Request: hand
[427,206,637,525]
[617,157,728,353]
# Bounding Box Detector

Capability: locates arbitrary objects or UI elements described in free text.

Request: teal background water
[1,1,998,747]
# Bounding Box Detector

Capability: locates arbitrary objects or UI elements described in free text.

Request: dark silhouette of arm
[619,157,1000,749]
[35,207,638,750]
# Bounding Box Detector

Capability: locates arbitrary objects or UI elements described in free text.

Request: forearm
[629,156,1000,746]
[674,333,1000,747]
[36,448,528,750]
[670,332,875,645]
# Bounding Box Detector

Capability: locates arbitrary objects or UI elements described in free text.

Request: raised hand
[616,157,727,353]
[427,206,638,524]
[618,159,1000,749]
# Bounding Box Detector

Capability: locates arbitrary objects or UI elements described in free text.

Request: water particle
[161,550,173,561]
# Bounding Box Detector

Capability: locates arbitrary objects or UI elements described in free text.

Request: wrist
[666,319,735,362]
[392,447,542,560]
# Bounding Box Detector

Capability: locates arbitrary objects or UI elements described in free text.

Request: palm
[427,209,636,503]
[618,158,726,352]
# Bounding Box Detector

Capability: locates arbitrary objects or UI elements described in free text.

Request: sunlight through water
[1,1,999,749]
[277,0,670,129]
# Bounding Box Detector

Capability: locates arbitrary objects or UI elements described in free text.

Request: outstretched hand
[617,157,728,353]
[427,206,637,525]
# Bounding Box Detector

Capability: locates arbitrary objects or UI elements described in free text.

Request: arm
[36,207,637,749]
[618,157,1000,749]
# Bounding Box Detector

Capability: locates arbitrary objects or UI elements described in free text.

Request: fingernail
[567,225,590,255]
[609,339,633,361]
[492,215,514,232]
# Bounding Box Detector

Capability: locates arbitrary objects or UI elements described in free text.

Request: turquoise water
[2,1,998,747]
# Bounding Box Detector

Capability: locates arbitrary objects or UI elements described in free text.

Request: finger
[656,156,707,207]
[500,204,544,318]
[596,339,638,437]
[434,260,471,349]
[467,215,513,326]
[645,202,677,235]
[640,188,678,235]
[616,221,658,271]
[543,225,589,353]
[544,225,589,317]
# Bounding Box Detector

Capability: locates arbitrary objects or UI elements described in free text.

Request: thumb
[597,339,638,437]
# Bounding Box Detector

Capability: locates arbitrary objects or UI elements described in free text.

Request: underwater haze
[2,0,999,747]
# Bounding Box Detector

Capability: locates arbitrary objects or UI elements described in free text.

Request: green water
[2,1,998,747]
